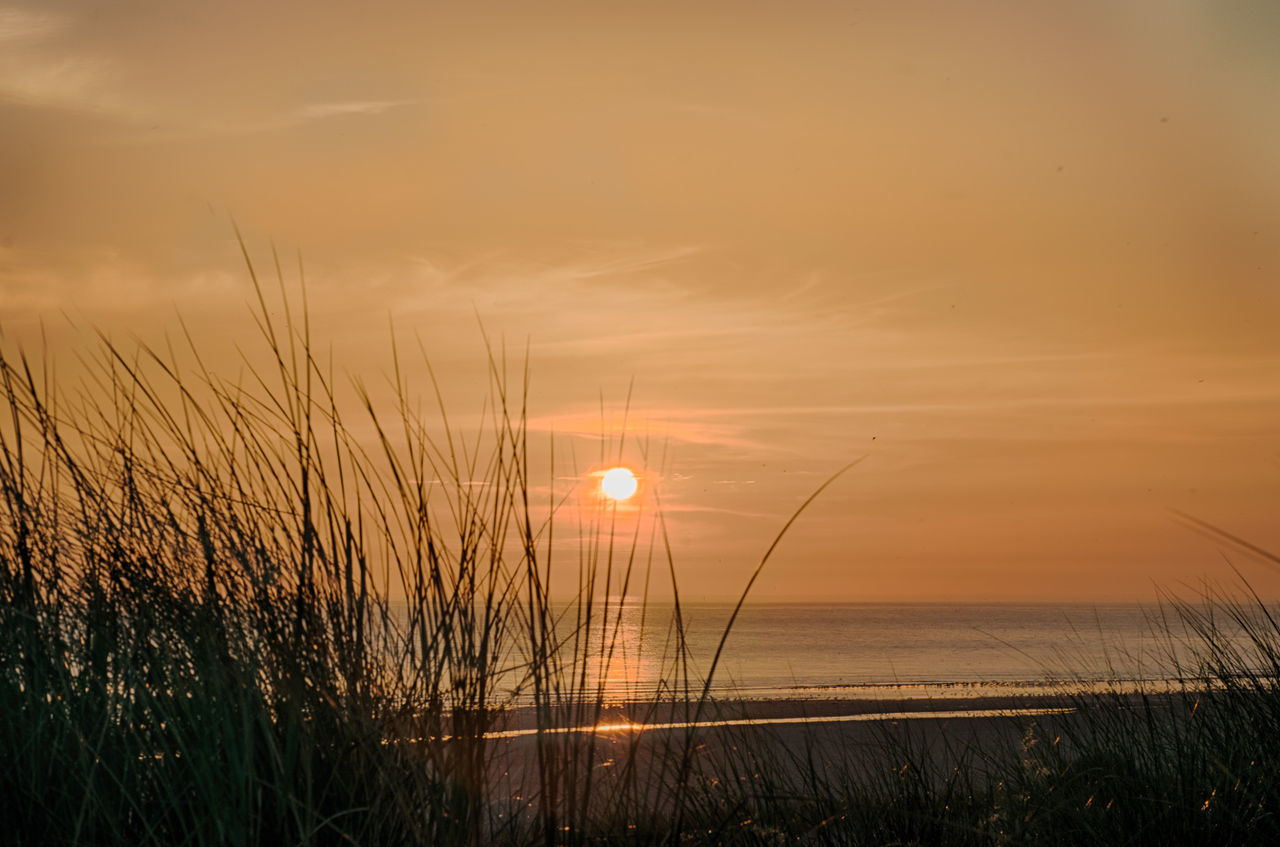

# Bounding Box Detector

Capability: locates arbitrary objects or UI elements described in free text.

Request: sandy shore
[477,691,1099,819]
[487,690,1082,735]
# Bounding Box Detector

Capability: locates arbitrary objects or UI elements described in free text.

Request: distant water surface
[515,602,1225,703]
[690,603,1181,695]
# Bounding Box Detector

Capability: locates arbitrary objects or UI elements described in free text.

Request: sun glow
[600,467,638,501]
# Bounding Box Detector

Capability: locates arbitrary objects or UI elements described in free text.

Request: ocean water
[531,601,1230,703]
[691,603,1187,696]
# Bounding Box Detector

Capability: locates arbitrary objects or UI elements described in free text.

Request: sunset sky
[2,1,1278,601]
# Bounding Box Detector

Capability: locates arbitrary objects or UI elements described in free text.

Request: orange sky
[2,0,1278,601]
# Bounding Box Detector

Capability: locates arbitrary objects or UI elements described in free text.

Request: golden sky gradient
[2,1,1278,600]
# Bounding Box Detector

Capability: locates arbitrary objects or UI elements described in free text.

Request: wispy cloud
[525,410,762,452]
[0,5,422,136]
[649,501,774,520]
[293,99,419,121]
[548,244,703,280]
[0,7,67,42]
[0,7,138,120]
[0,29,124,116]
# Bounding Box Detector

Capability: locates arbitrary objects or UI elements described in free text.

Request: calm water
[523,601,1224,703]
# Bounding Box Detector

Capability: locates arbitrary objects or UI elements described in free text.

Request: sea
[518,600,1248,704]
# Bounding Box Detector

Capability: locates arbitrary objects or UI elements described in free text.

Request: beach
[475,690,1095,821]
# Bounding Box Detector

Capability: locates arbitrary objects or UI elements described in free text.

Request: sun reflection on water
[592,720,640,733]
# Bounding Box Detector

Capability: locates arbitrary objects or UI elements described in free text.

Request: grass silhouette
[2,248,1279,845]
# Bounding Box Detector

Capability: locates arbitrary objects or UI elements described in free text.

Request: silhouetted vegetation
[3,254,1278,845]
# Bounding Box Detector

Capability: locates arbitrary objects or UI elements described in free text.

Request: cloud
[293,99,418,121]
[524,409,763,452]
[648,501,773,520]
[0,7,135,119]
[0,6,420,136]
[0,7,67,42]
[0,51,121,114]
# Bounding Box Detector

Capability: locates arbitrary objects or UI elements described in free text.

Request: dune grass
[2,255,1279,845]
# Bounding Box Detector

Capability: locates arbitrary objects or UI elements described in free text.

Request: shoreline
[476,691,1119,813]
[482,685,1179,736]
[485,704,1074,739]
[490,674,1201,713]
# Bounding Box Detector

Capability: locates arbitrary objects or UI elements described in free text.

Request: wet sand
[487,690,1082,736]
[479,691,1098,817]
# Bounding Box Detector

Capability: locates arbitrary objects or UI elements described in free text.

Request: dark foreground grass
[3,260,1279,845]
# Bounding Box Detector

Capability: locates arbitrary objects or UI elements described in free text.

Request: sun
[600,466,638,501]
